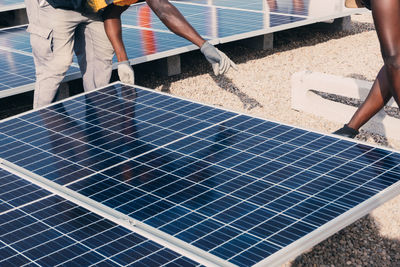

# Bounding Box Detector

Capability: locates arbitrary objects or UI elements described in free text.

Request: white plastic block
[291,71,399,140]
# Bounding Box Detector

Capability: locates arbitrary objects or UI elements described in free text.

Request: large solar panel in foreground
[1,83,399,266]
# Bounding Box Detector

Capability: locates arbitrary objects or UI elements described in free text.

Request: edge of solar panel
[255,180,400,266]
[1,81,400,267]
[0,3,24,12]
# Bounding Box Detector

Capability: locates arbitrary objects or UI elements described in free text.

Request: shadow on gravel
[211,75,263,111]
[137,17,375,87]
[222,19,376,67]
[290,215,400,267]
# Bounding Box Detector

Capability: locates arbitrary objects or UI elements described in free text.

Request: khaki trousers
[25,0,114,108]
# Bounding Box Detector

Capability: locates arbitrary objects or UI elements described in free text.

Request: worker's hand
[200,41,238,76]
[117,61,135,85]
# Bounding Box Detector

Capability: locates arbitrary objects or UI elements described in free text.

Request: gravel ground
[134,12,400,267]
[1,12,399,267]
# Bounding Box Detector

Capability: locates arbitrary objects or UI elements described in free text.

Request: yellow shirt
[86,0,139,13]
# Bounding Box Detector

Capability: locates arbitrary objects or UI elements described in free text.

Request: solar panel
[122,0,361,44]
[0,167,201,266]
[0,48,36,94]
[0,26,82,98]
[171,0,267,12]
[0,47,81,98]
[122,2,305,40]
[0,25,31,52]
[1,82,399,266]
[0,0,24,12]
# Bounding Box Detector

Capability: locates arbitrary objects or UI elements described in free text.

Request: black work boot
[332,124,359,139]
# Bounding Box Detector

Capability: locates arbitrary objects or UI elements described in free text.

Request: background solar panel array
[1,83,399,266]
[122,1,306,39]
[0,0,24,12]
[172,0,268,11]
[0,0,362,97]
[0,26,81,97]
[0,167,200,266]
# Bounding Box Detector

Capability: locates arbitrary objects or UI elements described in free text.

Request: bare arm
[146,0,205,47]
[102,4,130,62]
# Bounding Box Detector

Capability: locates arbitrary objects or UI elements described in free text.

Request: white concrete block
[291,71,399,140]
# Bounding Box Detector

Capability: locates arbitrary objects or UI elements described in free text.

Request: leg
[346,66,392,130]
[334,0,400,136]
[74,15,114,92]
[25,0,77,108]
[371,0,400,107]
[348,0,400,129]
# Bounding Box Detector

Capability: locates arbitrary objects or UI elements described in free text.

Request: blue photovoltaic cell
[1,83,399,266]
[0,27,31,53]
[0,168,51,213]
[121,27,193,58]
[0,47,80,94]
[0,167,199,266]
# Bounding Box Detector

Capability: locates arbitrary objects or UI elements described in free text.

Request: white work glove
[200,41,238,76]
[117,61,135,85]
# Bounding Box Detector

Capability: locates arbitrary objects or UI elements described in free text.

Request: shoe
[333,124,359,139]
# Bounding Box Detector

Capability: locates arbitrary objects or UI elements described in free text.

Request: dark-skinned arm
[102,4,135,84]
[146,0,205,47]
[146,0,237,75]
[102,4,130,62]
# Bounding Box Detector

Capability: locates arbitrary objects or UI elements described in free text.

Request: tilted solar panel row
[1,82,399,266]
[0,0,363,98]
